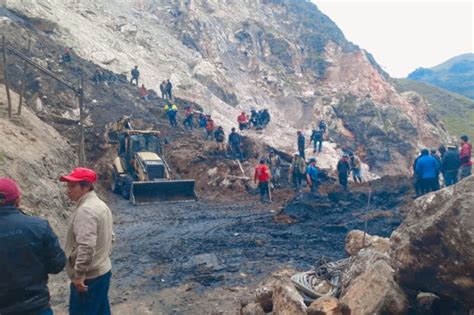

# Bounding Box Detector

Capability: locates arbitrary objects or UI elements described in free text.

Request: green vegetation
[393,78,474,140]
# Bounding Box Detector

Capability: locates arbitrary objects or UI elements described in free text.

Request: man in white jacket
[60,167,114,315]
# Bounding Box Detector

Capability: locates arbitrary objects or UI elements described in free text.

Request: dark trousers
[338,172,348,190]
[130,77,138,85]
[293,173,303,191]
[258,182,269,202]
[420,178,439,195]
[298,148,305,160]
[313,140,322,152]
[231,144,243,160]
[444,170,458,187]
[167,113,177,126]
[70,271,111,315]
[167,90,172,99]
[38,308,53,315]
[183,117,193,130]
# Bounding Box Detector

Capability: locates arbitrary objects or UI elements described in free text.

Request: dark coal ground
[107,176,412,303]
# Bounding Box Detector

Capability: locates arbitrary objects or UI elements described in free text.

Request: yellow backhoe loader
[110,129,197,205]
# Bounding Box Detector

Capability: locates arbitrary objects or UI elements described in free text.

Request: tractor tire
[111,170,121,194]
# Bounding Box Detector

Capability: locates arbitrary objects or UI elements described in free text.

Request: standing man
[442,145,460,186]
[205,116,215,140]
[297,131,306,160]
[0,178,66,315]
[310,128,323,153]
[166,79,173,100]
[183,105,194,130]
[289,152,306,192]
[459,135,472,179]
[130,65,139,85]
[415,149,440,195]
[306,157,320,194]
[319,120,327,134]
[266,149,281,188]
[159,80,167,99]
[60,168,114,315]
[337,154,351,191]
[214,126,226,155]
[349,152,363,183]
[228,127,243,160]
[254,159,272,204]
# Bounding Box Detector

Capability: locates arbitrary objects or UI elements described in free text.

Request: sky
[312,0,473,78]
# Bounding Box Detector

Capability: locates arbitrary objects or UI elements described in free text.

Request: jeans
[420,178,439,195]
[258,182,269,203]
[460,165,472,179]
[70,271,111,315]
[231,145,243,160]
[313,140,322,153]
[293,173,303,191]
[444,170,458,186]
[338,172,348,190]
[352,168,362,183]
[298,149,305,160]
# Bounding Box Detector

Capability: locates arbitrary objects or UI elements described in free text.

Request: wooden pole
[2,36,13,118]
[78,76,86,166]
[17,39,31,116]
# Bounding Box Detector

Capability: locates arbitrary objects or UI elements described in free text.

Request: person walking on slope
[337,154,351,190]
[214,126,226,155]
[60,168,114,315]
[266,149,282,188]
[459,135,472,179]
[289,152,306,192]
[183,105,194,130]
[306,157,320,194]
[205,116,215,140]
[442,145,460,186]
[164,102,178,127]
[130,65,139,85]
[415,149,440,195]
[159,80,167,99]
[254,159,272,204]
[228,127,243,160]
[310,128,324,153]
[166,79,173,100]
[297,131,306,160]
[349,152,363,183]
[0,178,66,315]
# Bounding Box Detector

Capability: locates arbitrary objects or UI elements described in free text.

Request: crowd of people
[413,135,472,197]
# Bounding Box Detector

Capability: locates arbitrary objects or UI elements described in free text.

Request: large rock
[241,302,266,315]
[307,296,350,315]
[345,229,391,256]
[272,284,307,315]
[391,176,474,308]
[255,286,273,313]
[340,249,408,315]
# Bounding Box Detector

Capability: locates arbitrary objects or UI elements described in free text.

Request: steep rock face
[391,176,474,308]
[6,0,450,175]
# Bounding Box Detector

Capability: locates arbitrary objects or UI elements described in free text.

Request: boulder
[416,292,439,314]
[272,284,307,315]
[345,229,391,256]
[340,249,408,315]
[391,176,474,308]
[241,302,266,315]
[307,296,350,315]
[255,286,273,313]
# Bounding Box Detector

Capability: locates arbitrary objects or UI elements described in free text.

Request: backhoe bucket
[130,180,197,205]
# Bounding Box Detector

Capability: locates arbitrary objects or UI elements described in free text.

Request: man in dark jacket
[337,154,351,190]
[0,178,66,315]
[442,145,461,186]
[310,128,323,153]
[228,127,243,160]
[415,148,440,195]
[166,79,173,100]
[214,126,226,155]
[297,131,305,159]
[159,80,167,99]
[130,66,139,85]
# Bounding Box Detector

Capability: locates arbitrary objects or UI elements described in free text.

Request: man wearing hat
[60,168,114,315]
[0,177,66,315]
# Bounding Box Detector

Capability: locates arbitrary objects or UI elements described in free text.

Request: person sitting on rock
[214,126,226,155]
[415,148,440,195]
[337,154,351,191]
[259,109,270,128]
[249,109,258,128]
[237,111,249,131]
[138,84,149,101]
[130,66,140,85]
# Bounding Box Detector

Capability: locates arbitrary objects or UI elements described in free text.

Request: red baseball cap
[60,167,97,183]
[0,177,21,205]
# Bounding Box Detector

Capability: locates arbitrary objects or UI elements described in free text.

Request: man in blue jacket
[0,177,66,315]
[415,149,440,195]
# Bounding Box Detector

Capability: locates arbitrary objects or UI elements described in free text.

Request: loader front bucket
[130,180,198,205]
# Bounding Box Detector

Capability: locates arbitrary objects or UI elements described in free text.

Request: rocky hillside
[5,0,451,175]
[393,78,474,141]
[407,53,474,100]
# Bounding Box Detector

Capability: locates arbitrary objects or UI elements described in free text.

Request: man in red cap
[59,168,114,315]
[0,177,66,315]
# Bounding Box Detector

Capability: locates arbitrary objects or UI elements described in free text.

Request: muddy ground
[48,176,412,314]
